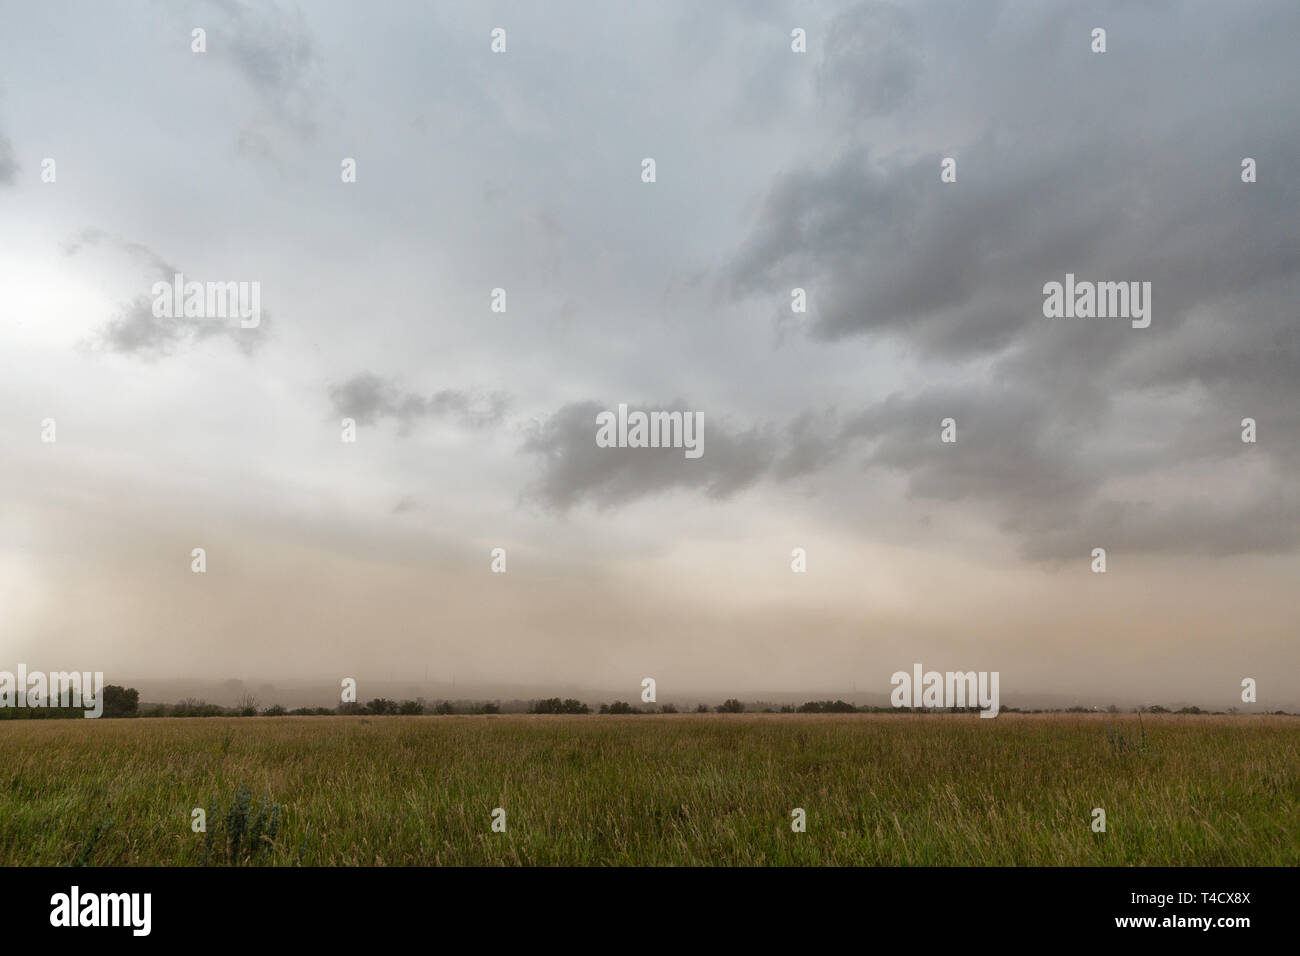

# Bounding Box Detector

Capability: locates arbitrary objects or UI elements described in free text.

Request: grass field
[1,713,1296,866]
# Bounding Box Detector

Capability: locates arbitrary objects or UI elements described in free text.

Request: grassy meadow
[1,713,1296,866]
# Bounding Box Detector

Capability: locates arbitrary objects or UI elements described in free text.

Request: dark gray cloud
[771,408,845,481]
[720,0,1300,559]
[521,400,774,511]
[730,134,1300,360]
[523,376,1300,561]
[733,0,1300,363]
[841,386,1094,514]
[833,385,1278,561]
[329,373,510,433]
[828,364,1300,560]
[518,387,1096,549]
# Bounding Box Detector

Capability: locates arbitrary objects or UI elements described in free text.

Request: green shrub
[199,784,283,866]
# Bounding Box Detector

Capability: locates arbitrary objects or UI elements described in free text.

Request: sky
[1,0,1298,709]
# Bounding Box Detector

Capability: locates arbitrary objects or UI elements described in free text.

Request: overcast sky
[2,0,1298,708]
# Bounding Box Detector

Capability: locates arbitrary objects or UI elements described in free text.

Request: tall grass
[0,714,1295,865]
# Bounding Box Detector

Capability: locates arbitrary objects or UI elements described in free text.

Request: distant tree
[236,693,258,717]
[398,700,423,715]
[365,698,398,715]
[524,697,589,714]
[795,697,857,712]
[101,685,139,718]
[660,703,678,714]
[261,704,286,717]
[695,703,709,713]
[607,700,635,714]
[433,701,455,715]
[718,698,745,714]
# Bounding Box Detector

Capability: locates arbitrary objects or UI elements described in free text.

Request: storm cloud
[2,0,1297,705]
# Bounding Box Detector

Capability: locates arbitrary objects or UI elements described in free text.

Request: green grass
[1,713,1296,865]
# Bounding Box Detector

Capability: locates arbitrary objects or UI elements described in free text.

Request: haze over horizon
[3,1,1299,712]
[104,675,1285,714]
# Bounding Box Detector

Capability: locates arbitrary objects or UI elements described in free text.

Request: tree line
[3,687,1285,719]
